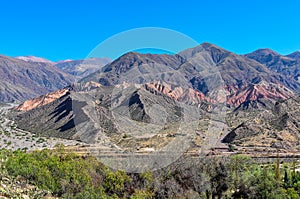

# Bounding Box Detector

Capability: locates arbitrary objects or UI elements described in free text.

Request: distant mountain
[287,51,300,59]
[16,56,112,79]
[0,54,111,102]
[55,58,111,79]
[15,55,54,64]
[0,55,74,102]
[245,49,300,83]
[81,43,298,107]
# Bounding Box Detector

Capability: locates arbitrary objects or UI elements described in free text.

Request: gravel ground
[0,103,83,151]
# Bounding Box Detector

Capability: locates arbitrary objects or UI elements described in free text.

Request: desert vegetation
[1,145,300,198]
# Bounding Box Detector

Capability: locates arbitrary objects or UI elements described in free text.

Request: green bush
[103,170,131,196]
[5,148,97,196]
[2,147,300,199]
[130,189,153,199]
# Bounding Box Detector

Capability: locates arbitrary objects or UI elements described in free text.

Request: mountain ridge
[80,42,299,107]
[10,43,300,153]
[0,54,74,102]
[244,48,300,83]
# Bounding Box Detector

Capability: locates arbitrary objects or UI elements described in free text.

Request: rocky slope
[81,52,186,86]
[82,43,298,107]
[14,81,103,112]
[225,81,293,107]
[12,82,204,154]
[223,94,300,149]
[15,88,70,111]
[287,51,300,59]
[145,82,214,105]
[245,49,300,83]
[16,56,111,79]
[0,54,111,103]
[9,43,300,153]
[0,55,74,103]
[55,58,111,80]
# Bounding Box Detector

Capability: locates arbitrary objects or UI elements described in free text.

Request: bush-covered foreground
[1,147,300,199]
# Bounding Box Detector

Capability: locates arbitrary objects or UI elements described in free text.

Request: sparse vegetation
[1,147,300,198]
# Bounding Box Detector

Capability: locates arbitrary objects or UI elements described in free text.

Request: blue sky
[0,0,299,61]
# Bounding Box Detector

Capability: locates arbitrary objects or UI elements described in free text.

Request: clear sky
[0,0,300,61]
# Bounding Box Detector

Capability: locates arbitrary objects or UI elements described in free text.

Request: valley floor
[0,104,83,151]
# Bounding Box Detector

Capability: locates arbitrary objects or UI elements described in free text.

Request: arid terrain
[1,43,299,165]
[0,103,82,151]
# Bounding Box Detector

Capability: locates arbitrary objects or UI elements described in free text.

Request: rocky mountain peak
[15,55,54,64]
[178,42,231,65]
[251,48,280,56]
[287,51,300,59]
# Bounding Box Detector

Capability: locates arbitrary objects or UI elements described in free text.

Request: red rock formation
[226,83,293,106]
[144,82,214,105]
[15,81,103,111]
[16,80,294,113]
[15,88,70,111]
[145,81,293,107]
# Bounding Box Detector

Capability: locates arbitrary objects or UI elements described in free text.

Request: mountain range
[0,55,110,102]
[8,43,300,153]
[55,57,111,79]
[81,43,299,107]
[0,55,73,102]
[244,48,300,83]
